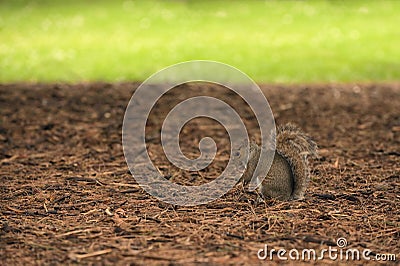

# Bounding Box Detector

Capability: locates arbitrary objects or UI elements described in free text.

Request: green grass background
[1,0,399,83]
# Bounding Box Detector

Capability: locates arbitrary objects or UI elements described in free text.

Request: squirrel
[240,123,318,201]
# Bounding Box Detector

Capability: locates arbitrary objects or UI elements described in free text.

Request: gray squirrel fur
[240,123,318,201]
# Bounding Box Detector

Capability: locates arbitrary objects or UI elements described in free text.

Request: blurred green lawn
[1,0,399,83]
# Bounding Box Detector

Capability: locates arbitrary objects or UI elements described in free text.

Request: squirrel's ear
[270,126,276,140]
[238,138,250,149]
[261,131,276,151]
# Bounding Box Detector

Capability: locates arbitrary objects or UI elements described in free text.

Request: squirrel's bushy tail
[276,123,318,199]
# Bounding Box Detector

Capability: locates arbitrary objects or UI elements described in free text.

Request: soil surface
[0,82,399,265]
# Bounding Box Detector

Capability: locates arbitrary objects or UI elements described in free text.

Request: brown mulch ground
[0,82,399,265]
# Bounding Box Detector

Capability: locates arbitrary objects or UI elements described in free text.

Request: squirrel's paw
[290,193,305,201]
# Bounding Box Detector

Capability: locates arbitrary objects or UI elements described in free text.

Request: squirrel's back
[260,151,293,200]
[276,123,318,199]
[240,123,318,201]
